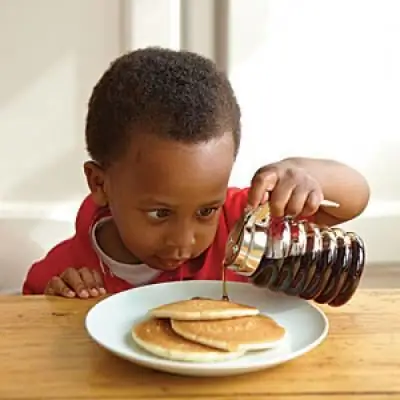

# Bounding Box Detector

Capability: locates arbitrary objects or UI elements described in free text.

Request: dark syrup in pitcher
[224,204,366,307]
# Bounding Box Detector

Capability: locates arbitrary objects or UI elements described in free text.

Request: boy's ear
[83,161,108,207]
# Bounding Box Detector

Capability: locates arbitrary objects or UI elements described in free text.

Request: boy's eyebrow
[137,199,172,208]
[201,199,225,207]
[137,197,225,208]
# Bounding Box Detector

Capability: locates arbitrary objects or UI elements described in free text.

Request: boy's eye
[147,209,171,219]
[196,207,218,218]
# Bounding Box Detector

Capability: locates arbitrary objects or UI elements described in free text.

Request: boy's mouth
[154,257,189,270]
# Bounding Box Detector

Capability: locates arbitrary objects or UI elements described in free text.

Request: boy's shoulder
[73,195,110,238]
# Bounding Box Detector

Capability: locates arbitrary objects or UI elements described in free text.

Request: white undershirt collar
[91,216,161,286]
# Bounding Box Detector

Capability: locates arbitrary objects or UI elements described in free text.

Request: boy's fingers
[61,268,89,299]
[79,267,101,297]
[44,286,55,295]
[302,190,323,217]
[248,169,278,210]
[92,269,107,295]
[45,276,75,298]
[284,187,309,217]
[44,280,55,295]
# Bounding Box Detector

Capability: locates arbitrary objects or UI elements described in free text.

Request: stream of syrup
[221,262,230,301]
[191,262,230,302]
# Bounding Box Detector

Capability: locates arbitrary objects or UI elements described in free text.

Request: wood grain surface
[0,290,399,399]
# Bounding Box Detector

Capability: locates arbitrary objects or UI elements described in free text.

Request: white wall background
[0,0,120,214]
[0,0,122,292]
[1,0,399,293]
[226,0,400,264]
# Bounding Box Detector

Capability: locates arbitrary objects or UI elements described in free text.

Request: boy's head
[84,47,241,271]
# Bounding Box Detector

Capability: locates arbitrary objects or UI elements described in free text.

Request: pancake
[149,298,260,321]
[132,317,245,362]
[171,314,286,352]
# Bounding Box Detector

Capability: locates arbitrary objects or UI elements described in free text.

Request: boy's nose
[164,227,195,255]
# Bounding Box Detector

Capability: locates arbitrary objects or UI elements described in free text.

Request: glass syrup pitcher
[223,202,366,307]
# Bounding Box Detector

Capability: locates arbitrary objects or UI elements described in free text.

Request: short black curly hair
[85,47,241,167]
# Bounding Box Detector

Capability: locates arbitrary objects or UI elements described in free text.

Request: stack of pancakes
[131,298,286,362]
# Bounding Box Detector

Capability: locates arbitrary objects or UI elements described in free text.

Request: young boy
[22,47,370,298]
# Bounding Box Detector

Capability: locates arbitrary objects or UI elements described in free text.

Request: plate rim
[85,280,329,371]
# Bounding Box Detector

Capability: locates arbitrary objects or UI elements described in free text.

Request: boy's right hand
[45,267,106,299]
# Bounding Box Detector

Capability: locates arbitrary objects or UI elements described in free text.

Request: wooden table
[0,290,399,400]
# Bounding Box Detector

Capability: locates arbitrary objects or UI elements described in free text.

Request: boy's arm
[22,238,76,294]
[283,157,370,226]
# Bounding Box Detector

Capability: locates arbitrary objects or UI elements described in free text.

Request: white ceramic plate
[85,280,328,377]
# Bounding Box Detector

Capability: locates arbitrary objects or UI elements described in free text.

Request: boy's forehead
[111,133,235,198]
